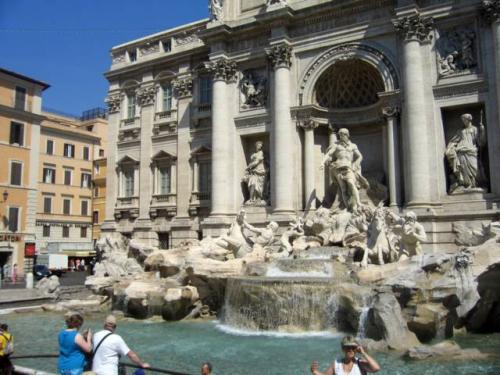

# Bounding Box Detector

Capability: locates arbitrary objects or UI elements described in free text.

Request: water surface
[5,312,500,374]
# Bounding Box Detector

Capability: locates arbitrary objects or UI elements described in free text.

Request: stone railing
[116,196,139,207]
[197,103,212,113]
[155,109,176,121]
[152,193,176,205]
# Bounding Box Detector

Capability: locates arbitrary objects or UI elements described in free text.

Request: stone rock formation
[36,275,60,297]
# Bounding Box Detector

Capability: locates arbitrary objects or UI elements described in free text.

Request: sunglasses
[342,346,358,351]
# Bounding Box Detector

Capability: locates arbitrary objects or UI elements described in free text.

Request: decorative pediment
[191,145,212,155]
[152,150,177,161]
[117,155,139,165]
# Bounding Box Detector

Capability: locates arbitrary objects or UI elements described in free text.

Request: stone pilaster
[172,76,193,219]
[206,58,237,217]
[267,43,295,214]
[394,13,435,206]
[382,106,401,207]
[297,119,318,210]
[481,0,500,194]
[102,93,122,232]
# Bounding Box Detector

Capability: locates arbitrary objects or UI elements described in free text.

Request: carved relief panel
[239,69,268,110]
[436,25,479,78]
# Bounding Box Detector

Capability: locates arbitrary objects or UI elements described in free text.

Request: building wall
[0,69,48,276]
[92,159,107,241]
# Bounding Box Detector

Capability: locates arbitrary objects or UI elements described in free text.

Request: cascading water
[357,307,370,338]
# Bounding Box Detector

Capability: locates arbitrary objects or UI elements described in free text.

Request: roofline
[111,18,209,51]
[0,67,50,90]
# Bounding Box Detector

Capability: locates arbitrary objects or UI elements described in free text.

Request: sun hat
[341,335,359,347]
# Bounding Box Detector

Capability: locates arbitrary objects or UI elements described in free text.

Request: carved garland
[394,14,434,43]
[105,94,122,113]
[172,77,193,98]
[480,0,500,23]
[267,44,292,69]
[206,59,238,82]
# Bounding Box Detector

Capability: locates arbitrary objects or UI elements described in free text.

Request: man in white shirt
[92,315,150,375]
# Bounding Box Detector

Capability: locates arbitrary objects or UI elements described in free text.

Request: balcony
[150,193,176,218]
[121,117,139,127]
[189,191,210,215]
[154,109,177,122]
[197,104,211,113]
[115,196,139,220]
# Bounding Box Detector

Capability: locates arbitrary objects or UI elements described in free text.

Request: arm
[127,350,150,368]
[357,347,381,373]
[244,221,261,234]
[310,361,334,375]
[74,331,92,354]
[320,146,336,170]
[247,152,264,170]
[352,146,363,170]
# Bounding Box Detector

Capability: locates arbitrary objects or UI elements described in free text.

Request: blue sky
[0,0,208,116]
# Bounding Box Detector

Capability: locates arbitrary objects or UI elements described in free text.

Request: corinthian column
[267,44,294,213]
[481,0,500,194]
[102,93,122,231]
[298,119,318,210]
[207,59,237,216]
[394,14,434,206]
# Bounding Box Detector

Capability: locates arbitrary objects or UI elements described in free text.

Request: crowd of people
[1,313,380,375]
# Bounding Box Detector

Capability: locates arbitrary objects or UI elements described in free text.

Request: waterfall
[357,307,370,338]
[222,277,338,332]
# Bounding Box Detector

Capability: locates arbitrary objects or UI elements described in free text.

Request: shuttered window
[62,226,70,238]
[81,200,88,216]
[43,225,50,237]
[46,140,54,155]
[43,197,52,213]
[63,199,71,215]
[9,122,24,146]
[8,207,19,232]
[15,86,26,110]
[10,161,22,186]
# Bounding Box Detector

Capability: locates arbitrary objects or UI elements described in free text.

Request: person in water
[310,336,380,375]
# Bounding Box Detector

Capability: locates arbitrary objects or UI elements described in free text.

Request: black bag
[84,332,113,371]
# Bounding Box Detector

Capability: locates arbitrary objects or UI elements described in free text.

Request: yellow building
[36,110,105,262]
[0,68,49,279]
[92,157,107,243]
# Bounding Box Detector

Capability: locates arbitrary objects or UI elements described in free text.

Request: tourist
[58,313,92,375]
[92,315,150,375]
[201,362,213,375]
[310,336,380,375]
[0,323,14,375]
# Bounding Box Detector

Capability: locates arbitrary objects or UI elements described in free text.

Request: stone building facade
[103,0,500,251]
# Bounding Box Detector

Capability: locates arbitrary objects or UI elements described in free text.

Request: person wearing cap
[310,335,380,375]
[92,315,150,375]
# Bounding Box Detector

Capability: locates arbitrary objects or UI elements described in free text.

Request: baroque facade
[103,0,500,251]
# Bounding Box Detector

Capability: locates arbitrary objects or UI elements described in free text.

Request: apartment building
[0,68,49,278]
[36,110,105,261]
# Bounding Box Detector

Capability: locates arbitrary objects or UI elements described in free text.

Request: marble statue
[242,141,268,205]
[216,209,250,258]
[240,73,267,108]
[445,113,487,193]
[244,220,279,248]
[320,128,369,213]
[362,205,394,267]
[209,0,223,21]
[389,211,427,257]
[437,27,477,76]
[279,217,305,255]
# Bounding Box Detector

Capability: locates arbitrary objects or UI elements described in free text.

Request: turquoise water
[5,312,500,375]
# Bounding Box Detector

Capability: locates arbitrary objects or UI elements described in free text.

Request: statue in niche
[388,211,427,258]
[445,113,487,193]
[320,128,369,213]
[437,27,477,76]
[240,72,267,108]
[209,0,223,21]
[242,141,268,205]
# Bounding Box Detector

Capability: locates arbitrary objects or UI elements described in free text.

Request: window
[162,84,172,111]
[128,50,137,62]
[124,169,134,197]
[81,200,88,216]
[99,149,105,157]
[93,186,99,198]
[9,122,24,146]
[64,170,72,186]
[127,94,136,119]
[46,140,54,155]
[158,232,170,249]
[10,161,22,186]
[15,86,26,110]
[43,197,52,213]
[83,146,90,160]
[199,77,212,104]
[8,207,19,232]
[93,211,99,224]
[94,164,100,174]
[80,227,87,238]
[43,225,50,237]
[62,226,70,238]
[162,40,171,52]
[199,161,211,193]
[159,166,171,195]
[43,168,55,184]
[81,173,91,188]
[64,143,75,158]
[63,199,71,215]
[87,125,94,131]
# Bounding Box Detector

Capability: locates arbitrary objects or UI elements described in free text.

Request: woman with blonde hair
[310,336,380,375]
[58,313,92,375]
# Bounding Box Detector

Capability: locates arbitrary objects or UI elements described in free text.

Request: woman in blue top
[58,313,92,375]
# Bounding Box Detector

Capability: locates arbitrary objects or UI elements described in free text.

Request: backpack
[1,333,13,356]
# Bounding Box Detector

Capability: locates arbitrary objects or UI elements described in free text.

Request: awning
[62,250,96,257]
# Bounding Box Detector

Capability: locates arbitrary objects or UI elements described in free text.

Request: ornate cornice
[136,85,157,107]
[267,44,292,69]
[394,14,434,43]
[105,93,122,113]
[172,77,193,98]
[382,106,400,119]
[206,59,238,82]
[481,0,500,23]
